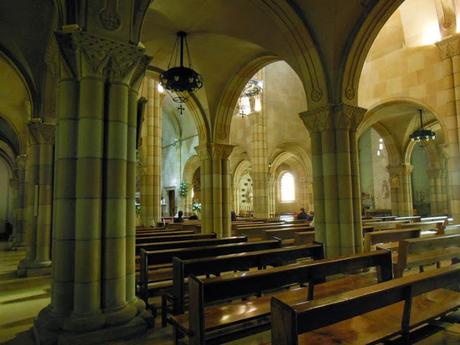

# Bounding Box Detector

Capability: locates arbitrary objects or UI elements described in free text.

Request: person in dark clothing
[174,210,184,223]
[231,210,237,221]
[297,208,309,220]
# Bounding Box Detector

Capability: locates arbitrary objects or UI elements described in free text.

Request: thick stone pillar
[300,104,364,257]
[428,167,449,215]
[196,143,234,237]
[17,122,55,276]
[8,154,26,249]
[388,164,414,216]
[250,111,269,218]
[140,79,163,226]
[34,31,151,345]
[437,35,460,222]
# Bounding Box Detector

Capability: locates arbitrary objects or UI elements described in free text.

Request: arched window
[280,172,295,202]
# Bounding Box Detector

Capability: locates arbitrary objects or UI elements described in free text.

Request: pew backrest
[364,228,421,252]
[136,233,216,244]
[294,231,316,245]
[263,227,314,240]
[135,236,247,254]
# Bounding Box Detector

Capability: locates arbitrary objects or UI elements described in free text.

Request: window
[280,172,295,202]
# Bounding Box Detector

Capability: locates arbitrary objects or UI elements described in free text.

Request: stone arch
[268,145,313,215]
[249,0,328,107]
[341,0,405,105]
[232,159,252,215]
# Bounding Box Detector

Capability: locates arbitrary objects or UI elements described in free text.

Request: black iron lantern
[160,31,203,94]
[409,109,436,143]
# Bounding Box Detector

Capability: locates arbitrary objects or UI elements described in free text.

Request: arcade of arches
[2,0,460,344]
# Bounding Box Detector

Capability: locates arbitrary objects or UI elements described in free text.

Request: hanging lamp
[160,31,203,96]
[409,109,436,143]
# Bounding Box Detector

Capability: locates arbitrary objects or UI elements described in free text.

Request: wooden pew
[136,230,196,238]
[396,220,447,234]
[170,250,392,345]
[136,233,216,244]
[271,265,460,345]
[394,233,460,277]
[294,231,316,245]
[138,239,282,299]
[234,223,311,239]
[363,228,421,252]
[135,236,247,254]
[263,227,314,242]
[166,243,325,320]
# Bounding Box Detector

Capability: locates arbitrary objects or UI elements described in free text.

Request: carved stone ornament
[55,31,146,80]
[99,0,122,31]
[436,33,460,59]
[300,104,366,133]
[28,122,56,145]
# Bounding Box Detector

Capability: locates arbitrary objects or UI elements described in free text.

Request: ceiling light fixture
[409,109,436,144]
[160,31,203,99]
[237,79,264,118]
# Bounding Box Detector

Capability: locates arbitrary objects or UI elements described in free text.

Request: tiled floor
[1,242,460,345]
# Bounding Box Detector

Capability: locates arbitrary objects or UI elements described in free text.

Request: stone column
[8,154,26,249]
[196,143,234,237]
[17,122,55,276]
[34,31,151,345]
[300,104,365,257]
[437,35,460,222]
[428,167,448,215]
[140,78,163,226]
[388,164,414,216]
[250,111,269,218]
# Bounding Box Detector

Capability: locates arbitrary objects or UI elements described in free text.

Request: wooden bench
[363,228,421,252]
[136,233,216,244]
[294,231,315,245]
[170,250,392,345]
[135,236,247,254]
[234,223,311,239]
[394,233,460,277]
[271,265,460,345]
[138,239,281,298]
[396,220,447,234]
[166,243,325,321]
[263,227,314,241]
[136,229,196,238]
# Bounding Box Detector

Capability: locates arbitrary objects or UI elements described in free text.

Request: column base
[34,300,153,345]
[17,260,52,277]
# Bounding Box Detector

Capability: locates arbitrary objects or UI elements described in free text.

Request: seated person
[188,213,199,220]
[297,208,309,220]
[174,210,184,223]
[231,210,237,221]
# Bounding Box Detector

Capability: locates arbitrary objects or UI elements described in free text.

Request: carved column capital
[299,103,366,133]
[195,143,235,161]
[436,33,460,59]
[55,30,151,83]
[388,163,413,177]
[28,121,56,145]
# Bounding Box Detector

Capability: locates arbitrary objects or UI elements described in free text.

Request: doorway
[168,189,176,216]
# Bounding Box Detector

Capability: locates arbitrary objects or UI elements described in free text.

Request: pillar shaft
[35,31,151,343]
[388,164,414,216]
[250,111,269,218]
[140,79,162,226]
[17,122,55,276]
[437,35,460,222]
[300,104,365,257]
[196,143,234,237]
